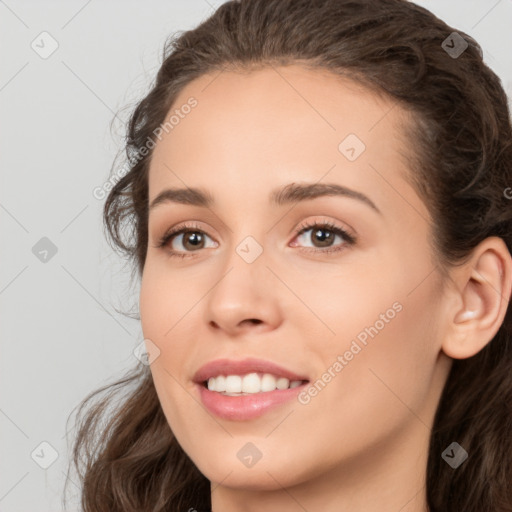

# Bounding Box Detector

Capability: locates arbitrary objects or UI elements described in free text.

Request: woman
[65,0,512,510]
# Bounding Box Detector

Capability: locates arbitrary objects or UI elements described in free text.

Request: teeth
[225,375,242,393]
[242,372,260,393]
[261,373,277,392]
[206,372,304,394]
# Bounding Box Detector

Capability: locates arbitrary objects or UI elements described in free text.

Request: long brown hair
[64,1,512,510]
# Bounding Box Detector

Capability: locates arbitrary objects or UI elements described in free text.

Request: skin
[139,65,512,512]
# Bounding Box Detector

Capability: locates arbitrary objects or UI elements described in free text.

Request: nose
[204,247,284,337]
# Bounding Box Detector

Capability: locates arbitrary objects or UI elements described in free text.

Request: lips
[193,357,310,384]
[193,357,310,421]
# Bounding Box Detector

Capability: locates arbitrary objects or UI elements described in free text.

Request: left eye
[291,222,355,252]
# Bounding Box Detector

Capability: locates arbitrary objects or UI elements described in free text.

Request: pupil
[314,228,333,247]
[185,232,202,249]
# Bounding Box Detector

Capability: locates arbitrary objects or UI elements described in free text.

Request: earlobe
[442,237,512,360]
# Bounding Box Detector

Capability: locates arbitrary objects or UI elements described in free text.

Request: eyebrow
[149,182,381,214]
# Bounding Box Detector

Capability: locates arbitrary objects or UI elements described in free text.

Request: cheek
[139,264,197,393]
[282,293,440,477]
[316,271,442,428]
[139,260,197,341]
[139,268,203,451]
[306,256,441,411]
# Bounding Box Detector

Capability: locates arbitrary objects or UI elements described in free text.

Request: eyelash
[156,220,356,259]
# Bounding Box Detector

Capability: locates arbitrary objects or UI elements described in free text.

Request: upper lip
[193,357,310,383]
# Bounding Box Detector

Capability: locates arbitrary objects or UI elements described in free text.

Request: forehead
[148,64,425,219]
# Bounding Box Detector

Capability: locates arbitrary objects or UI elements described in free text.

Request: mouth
[193,358,310,420]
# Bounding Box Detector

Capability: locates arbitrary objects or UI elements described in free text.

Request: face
[139,65,452,490]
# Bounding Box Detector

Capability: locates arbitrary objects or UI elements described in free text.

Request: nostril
[239,319,262,327]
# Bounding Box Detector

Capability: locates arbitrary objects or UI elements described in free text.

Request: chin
[193,453,313,491]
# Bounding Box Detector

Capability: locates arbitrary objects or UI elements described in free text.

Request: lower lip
[197,382,308,421]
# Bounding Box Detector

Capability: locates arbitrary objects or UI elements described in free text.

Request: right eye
[156,222,218,258]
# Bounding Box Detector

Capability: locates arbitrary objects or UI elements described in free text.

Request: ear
[442,236,512,360]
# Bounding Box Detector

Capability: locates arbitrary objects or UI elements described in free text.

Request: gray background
[1,1,511,510]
